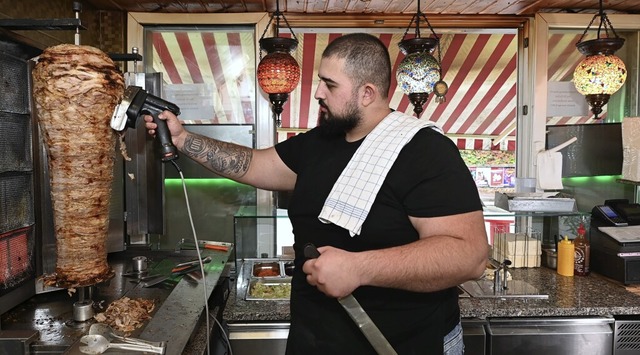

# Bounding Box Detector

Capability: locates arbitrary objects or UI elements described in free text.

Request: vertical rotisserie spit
[32,44,124,287]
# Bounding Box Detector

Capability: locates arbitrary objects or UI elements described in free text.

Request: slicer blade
[110,102,129,131]
[110,85,141,131]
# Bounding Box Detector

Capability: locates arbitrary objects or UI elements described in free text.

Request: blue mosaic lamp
[396,0,447,117]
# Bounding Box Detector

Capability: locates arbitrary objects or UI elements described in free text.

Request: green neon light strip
[563,175,620,185]
[165,176,621,187]
[164,178,247,187]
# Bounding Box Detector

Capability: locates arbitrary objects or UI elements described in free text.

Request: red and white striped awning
[150,30,257,125]
[150,29,524,151]
[278,32,518,150]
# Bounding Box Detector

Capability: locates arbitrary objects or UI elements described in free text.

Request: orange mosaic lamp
[257,0,300,127]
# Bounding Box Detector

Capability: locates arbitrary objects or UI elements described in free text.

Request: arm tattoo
[183,134,252,178]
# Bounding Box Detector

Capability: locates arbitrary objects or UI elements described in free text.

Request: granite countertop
[223,260,640,323]
[459,267,640,319]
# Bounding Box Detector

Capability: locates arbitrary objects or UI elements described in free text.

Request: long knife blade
[141,264,201,288]
[338,294,398,355]
[303,243,397,355]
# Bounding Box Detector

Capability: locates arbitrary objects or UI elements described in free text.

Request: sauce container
[557,236,574,277]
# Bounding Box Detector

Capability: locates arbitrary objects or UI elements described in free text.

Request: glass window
[143,25,258,249]
[144,26,256,124]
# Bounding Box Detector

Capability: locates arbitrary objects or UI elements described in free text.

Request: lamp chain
[279,10,298,43]
[258,0,299,61]
[258,15,275,60]
[401,13,419,39]
[274,0,281,36]
[436,41,444,78]
[602,13,620,38]
[577,0,620,44]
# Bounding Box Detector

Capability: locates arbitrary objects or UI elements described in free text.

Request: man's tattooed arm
[182,134,252,179]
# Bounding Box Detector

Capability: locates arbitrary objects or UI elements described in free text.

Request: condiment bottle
[574,223,591,276]
[557,236,574,276]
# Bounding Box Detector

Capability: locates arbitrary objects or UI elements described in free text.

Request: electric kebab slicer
[111,85,180,162]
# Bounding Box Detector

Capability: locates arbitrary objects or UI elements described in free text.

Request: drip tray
[459,279,548,299]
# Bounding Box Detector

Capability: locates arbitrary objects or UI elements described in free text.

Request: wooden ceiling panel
[383,0,415,14]
[325,0,353,13]
[423,0,459,14]
[283,0,306,12]
[83,0,640,15]
[307,0,329,13]
[445,0,494,14]
[345,0,371,13]
[361,0,394,14]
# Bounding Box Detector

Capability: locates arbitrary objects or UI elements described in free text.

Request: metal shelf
[0,19,85,31]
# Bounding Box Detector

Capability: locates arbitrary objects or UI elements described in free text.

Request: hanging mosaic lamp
[573,0,626,119]
[396,0,447,117]
[256,0,300,127]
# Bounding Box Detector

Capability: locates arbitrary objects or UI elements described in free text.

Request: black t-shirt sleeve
[274,128,324,175]
[389,128,483,217]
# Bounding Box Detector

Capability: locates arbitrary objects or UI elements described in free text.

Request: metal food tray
[251,259,294,278]
[245,278,292,301]
[495,192,577,212]
[252,261,281,277]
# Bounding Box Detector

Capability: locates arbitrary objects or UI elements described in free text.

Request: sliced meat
[32,44,124,288]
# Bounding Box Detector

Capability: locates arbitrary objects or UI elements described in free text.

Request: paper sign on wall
[164,83,215,120]
[547,81,589,117]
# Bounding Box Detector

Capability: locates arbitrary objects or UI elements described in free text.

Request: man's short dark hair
[322,33,392,98]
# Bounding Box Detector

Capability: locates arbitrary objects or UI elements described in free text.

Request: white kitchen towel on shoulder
[318,111,442,237]
[536,150,563,190]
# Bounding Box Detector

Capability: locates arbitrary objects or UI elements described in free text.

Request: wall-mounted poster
[503,168,515,187]
[475,168,491,187]
[490,168,504,187]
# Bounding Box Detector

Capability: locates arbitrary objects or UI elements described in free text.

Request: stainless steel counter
[0,248,233,354]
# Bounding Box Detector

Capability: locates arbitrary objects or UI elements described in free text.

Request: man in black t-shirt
[145,33,488,354]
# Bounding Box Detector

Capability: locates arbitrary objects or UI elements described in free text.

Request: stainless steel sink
[458,279,548,299]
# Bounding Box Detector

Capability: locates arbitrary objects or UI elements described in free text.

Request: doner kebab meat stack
[32,44,125,288]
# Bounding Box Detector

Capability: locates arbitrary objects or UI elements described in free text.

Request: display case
[484,205,589,238]
[483,205,590,268]
[233,206,294,272]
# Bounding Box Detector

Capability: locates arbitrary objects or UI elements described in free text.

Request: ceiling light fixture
[396,0,447,118]
[573,0,627,119]
[256,0,301,127]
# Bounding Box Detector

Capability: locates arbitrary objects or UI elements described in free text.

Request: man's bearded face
[317,96,361,138]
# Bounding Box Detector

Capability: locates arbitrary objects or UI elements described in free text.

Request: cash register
[590,199,640,284]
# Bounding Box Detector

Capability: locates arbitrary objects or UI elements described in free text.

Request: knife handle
[304,243,321,259]
[149,110,179,162]
[204,244,229,252]
[171,264,200,275]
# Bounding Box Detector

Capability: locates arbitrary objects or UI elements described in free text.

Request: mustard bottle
[557,236,575,277]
